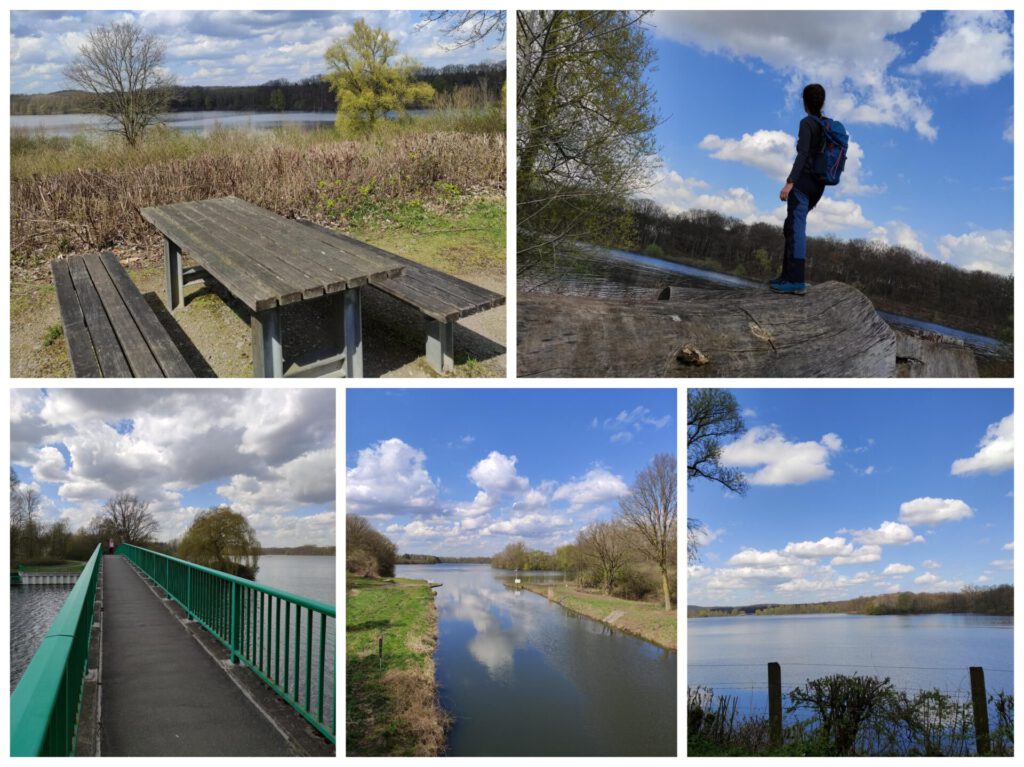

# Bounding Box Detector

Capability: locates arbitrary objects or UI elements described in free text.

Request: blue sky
[11,10,504,94]
[689,388,1014,606]
[646,11,1013,275]
[10,389,335,547]
[346,389,677,556]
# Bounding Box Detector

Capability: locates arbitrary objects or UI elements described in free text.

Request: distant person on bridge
[108,537,115,555]
[773,83,831,296]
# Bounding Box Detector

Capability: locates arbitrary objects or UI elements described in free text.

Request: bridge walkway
[101,554,293,756]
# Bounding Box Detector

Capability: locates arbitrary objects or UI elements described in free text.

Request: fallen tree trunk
[895,329,979,378]
[518,281,897,377]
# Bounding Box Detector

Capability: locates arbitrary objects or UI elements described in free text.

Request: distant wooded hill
[397,553,491,565]
[11,63,506,115]
[688,584,1013,618]
[262,545,336,556]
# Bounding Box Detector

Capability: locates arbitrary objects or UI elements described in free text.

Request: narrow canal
[397,563,677,756]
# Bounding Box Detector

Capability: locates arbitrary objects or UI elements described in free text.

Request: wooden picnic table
[140,196,403,377]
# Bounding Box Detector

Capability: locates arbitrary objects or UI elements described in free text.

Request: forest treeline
[625,199,1013,340]
[11,63,506,115]
[689,584,1013,618]
[262,545,336,555]
[396,553,491,564]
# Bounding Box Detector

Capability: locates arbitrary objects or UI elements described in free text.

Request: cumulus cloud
[914,572,939,585]
[907,11,1013,86]
[831,545,882,566]
[552,468,629,510]
[951,414,1013,476]
[870,221,926,254]
[923,559,941,569]
[937,230,1014,276]
[652,10,937,139]
[720,426,841,485]
[782,536,853,559]
[899,497,974,526]
[845,521,925,546]
[346,438,439,516]
[883,563,915,575]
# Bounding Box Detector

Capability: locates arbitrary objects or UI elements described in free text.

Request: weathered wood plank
[142,206,289,311]
[98,252,194,377]
[82,254,165,377]
[518,281,898,378]
[66,258,134,377]
[51,259,102,378]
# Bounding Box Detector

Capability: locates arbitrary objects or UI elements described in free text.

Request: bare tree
[618,453,677,611]
[578,520,631,595]
[419,11,506,49]
[64,21,175,147]
[102,492,158,544]
[687,389,748,564]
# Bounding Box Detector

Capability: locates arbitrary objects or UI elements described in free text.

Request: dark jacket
[787,115,826,209]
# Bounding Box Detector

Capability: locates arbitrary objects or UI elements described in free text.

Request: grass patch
[43,323,63,347]
[346,576,447,755]
[19,560,86,573]
[520,582,677,650]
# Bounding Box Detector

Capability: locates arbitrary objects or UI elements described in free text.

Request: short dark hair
[803,83,825,117]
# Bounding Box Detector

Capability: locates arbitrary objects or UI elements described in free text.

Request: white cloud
[846,521,924,546]
[469,451,530,496]
[870,220,926,254]
[346,438,439,516]
[864,466,876,476]
[990,559,1014,570]
[728,548,796,567]
[831,545,882,566]
[32,446,67,483]
[951,414,1013,476]
[899,497,974,526]
[914,572,939,585]
[907,11,1013,86]
[699,131,882,194]
[937,230,1014,276]
[883,563,914,575]
[482,513,571,537]
[1003,542,1014,552]
[652,10,937,139]
[720,426,841,485]
[922,559,941,569]
[551,468,629,510]
[782,536,852,559]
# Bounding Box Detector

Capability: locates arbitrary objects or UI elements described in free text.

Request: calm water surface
[688,613,1013,714]
[398,563,676,756]
[10,585,72,691]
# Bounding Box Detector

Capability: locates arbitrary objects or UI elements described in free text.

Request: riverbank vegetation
[689,584,1014,618]
[176,506,261,579]
[262,545,336,556]
[521,582,677,649]
[346,575,446,755]
[689,676,1014,756]
[347,515,398,578]
[396,553,491,565]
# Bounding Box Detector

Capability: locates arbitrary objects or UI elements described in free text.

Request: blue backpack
[809,115,848,186]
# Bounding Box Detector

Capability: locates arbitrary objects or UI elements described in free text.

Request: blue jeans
[782,189,809,283]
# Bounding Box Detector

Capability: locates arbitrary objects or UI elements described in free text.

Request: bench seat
[296,221,505,373]
[51,252,194,377]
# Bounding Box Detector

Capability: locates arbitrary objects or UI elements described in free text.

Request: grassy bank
[520,582,677,650]
[346,576,447,756]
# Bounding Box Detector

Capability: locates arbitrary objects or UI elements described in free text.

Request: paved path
[101,555,293,756]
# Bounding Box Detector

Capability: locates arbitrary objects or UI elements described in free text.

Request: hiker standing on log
[773,83,847,296]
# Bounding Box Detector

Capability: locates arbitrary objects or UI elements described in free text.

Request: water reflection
[398,564,676,756]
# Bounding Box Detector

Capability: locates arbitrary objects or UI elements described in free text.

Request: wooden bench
[51,253,194,377]
[297,221,505,373]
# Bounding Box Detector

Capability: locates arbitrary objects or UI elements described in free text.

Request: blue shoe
[769,275,785,288]
[770,281,806,295]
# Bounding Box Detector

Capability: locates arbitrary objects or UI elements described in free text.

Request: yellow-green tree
[323,19,435,134]
[177,506,261,579]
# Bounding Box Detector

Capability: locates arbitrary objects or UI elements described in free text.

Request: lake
[688,613,1013,715]
[10,584,73,691]
[397,563,677,756]
[12,109,431,138]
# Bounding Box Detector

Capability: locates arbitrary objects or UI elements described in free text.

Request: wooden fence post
[969,666,990,756]
[768,661,782,748]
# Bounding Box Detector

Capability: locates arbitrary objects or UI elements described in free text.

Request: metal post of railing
[230,581,239,664]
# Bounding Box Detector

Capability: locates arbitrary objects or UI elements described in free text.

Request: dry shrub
[12,131,506,275]
[382,666,449,756]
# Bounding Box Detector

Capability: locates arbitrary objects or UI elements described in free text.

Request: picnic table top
[140,196,404,312]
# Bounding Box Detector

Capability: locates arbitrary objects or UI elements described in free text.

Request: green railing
[117,544,336,743]
[10,544,103,756]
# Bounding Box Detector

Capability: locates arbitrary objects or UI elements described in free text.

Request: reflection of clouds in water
[440,572,545,680]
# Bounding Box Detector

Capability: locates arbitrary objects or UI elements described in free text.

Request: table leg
[163,237,184,310]
[343,288,363,378]
[251,307,283,378]
[425,318,455,374]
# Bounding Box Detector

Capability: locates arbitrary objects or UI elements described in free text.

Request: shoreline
[345,577,448,756]
[520,581,677,651]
